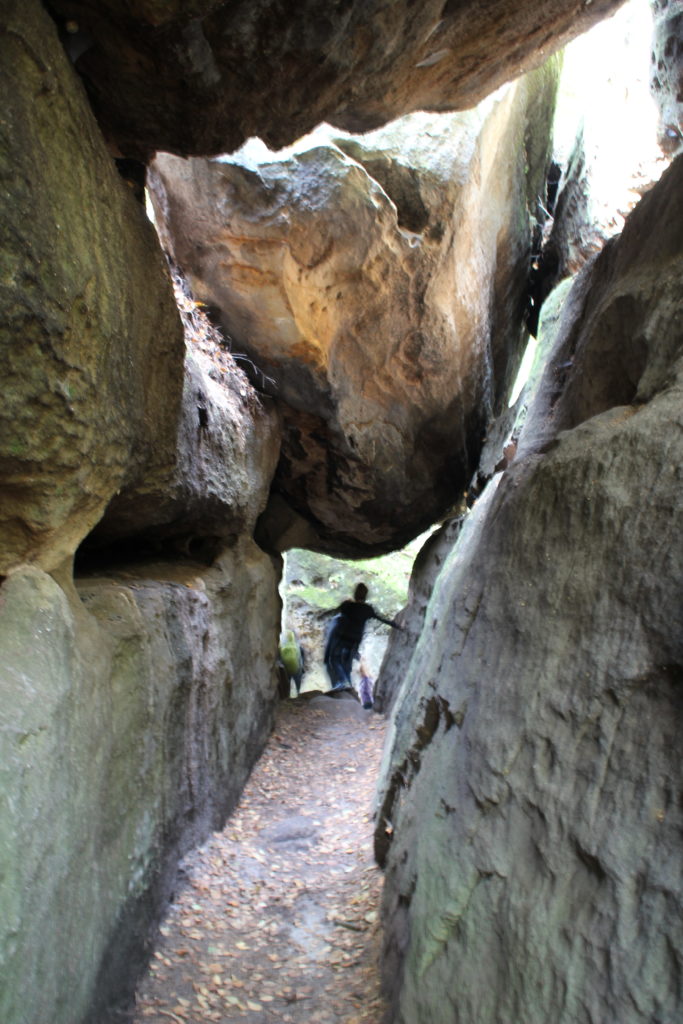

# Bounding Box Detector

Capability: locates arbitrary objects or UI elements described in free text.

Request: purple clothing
[359,674,374,709]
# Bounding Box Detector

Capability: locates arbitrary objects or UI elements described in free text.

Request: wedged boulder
[0,0,185,576]
[81,278,282,562]
[151,62,559,554]
[0,542,281,1024]
[375,155,683,1023]
[47,0,623,159]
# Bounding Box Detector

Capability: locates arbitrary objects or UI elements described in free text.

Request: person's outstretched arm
[373,610,404,630]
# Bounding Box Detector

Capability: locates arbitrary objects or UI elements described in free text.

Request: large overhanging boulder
[150,64,559,555]
[47,0,625,158]
[375,153,683,1024]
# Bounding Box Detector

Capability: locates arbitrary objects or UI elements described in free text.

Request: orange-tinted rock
[150,64,559,554]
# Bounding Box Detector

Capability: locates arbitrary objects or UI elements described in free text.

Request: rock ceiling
[49,0,625,158]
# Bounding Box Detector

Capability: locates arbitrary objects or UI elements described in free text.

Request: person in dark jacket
[322,583,399,691]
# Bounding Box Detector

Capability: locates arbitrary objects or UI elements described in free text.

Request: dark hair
[354,582,368,602]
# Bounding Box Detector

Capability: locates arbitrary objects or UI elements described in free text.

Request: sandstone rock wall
[373,516,463,714]
[0,544,280,1024]
[376,155,683,1023]
[2,2,678,1023]
[0,6,283,1023]
[83,313,282,561]
[0,0,185,577]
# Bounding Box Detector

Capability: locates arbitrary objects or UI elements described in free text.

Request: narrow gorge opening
[124,535,426,1021]
[2,1,681,1023]
[124,4,678,1011]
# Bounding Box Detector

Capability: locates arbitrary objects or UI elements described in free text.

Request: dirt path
[133,694,387,1024]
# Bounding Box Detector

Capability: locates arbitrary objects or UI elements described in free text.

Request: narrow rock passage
[133,695,387,1024]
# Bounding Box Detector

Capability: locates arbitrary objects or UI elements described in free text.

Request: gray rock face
[375,155,683,1023]
[0,0,185,576]
[0,547,281,1024]
[373,516,463,714]
[47,0,623,159]
[151,63,559,554]
[83,319,281,561]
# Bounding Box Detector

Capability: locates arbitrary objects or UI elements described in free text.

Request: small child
[358,659,374,710]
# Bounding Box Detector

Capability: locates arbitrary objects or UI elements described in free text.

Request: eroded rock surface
[151,63,558,554]
[373,516,463,714]
[0,544,280,1024]
[2,4,677,1024]
[0,0,186,577]
[0,7,283,1024]
[376,155,683,1023]
[48,0,623,159]
[81,276,281,562]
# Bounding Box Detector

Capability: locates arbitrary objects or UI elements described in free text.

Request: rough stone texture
[0,10,285,1023]
[0,542,281,1024]
[151,62,559,554]
[3,9,676,1024]
[373,516,463,714]
[650,0,683,155]
[81,328,282,563]
[375,155,683,1023]
[0,0,185,576]
[47,0,624,159]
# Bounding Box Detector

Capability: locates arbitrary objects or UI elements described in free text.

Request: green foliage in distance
[283,532,431,619]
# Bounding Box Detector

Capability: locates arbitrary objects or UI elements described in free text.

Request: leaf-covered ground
[133,694,387,1024]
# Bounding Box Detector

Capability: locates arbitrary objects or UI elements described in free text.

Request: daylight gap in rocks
[278,536,432,700]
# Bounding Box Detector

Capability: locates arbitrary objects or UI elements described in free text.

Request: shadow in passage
[132,693,387,1024]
